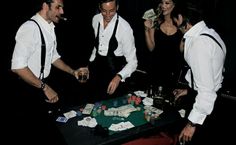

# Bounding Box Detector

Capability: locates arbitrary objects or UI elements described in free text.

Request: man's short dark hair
[34,0,54,12]
[98,0,119,7]
[172,2,203,26]
[184,4,203,26]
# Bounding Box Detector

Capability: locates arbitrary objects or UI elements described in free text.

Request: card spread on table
[82,103,94,115]
[108,121,134,131]
[104,104,137,118]
[63,110,77,119]
[77,116,97,128]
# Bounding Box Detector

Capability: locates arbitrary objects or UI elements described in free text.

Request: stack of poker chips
[92,102,107,117]
[128,94,142,106]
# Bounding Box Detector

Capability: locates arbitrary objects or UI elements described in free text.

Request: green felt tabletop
[92,95,157,135]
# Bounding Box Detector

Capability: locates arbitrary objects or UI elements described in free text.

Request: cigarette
[59,16,67,21]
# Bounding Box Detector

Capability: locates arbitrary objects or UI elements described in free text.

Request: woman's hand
[144,19,153,30]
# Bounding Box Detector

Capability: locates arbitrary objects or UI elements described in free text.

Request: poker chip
[101,105,107,110]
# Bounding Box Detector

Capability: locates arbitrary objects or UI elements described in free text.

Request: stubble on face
[100,1,117,24]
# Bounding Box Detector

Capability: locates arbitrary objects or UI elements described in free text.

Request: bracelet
[40,81,46,90]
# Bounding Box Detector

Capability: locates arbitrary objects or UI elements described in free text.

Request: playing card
[56,116,68,123]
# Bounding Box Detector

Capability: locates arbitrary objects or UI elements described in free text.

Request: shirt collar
[184,21,206,39]
[98,13,118,25]
[33,13,55,31]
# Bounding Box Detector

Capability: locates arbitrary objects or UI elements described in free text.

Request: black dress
[147,28,183,90]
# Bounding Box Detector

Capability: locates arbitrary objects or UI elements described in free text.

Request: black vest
[93,16,126,75]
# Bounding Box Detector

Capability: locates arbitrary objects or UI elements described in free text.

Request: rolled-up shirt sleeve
[11,23,40,70]
[187,37,220,125]
[116,24,137,81]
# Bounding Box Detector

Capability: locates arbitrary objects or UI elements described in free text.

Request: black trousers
[179,91,235,145]
[87,56,128,103]
[9,76,67,145]
[86,73,128,103]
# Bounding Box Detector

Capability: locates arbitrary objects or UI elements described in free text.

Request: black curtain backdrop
[2,0,236,105]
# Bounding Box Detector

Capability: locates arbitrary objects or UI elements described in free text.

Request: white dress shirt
[90,13,138,80]
[11,13,61,78]
[184,21,226,124]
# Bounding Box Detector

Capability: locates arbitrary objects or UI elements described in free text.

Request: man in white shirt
[172,4,226,145]
[78,0,137,101]
[11,0,79,144]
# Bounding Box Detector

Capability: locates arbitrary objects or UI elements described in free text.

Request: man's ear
[42,2,49,10]
[98,6,101,10]
[98,4,101,11]
[116,5,119,11]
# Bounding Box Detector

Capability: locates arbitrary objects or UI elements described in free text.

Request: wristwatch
[187,120,197,127]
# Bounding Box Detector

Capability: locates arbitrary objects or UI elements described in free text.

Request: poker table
[56,94,183,145]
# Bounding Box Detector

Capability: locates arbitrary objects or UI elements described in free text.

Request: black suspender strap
[190,69,194,89]
[97,23,100,40]
[189,33,224,89]
[107,15,119,55]
[200,33,223,50]
[29,19,46,81]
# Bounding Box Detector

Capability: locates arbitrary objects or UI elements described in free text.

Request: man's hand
[179,122,196,144]
[43,84,59,103]
[107,75,121,95]
[173,88,188,100]
[74,67,89,83]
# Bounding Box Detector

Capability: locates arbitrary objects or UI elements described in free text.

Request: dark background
[2,0,236,106]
